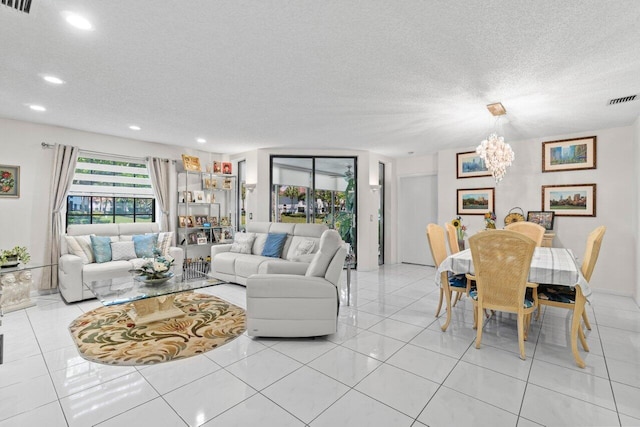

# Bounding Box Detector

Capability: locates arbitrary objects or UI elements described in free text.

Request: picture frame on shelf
[209,216,219,226]
[222,162,232,174]
[196,232,208,245]
[542,136,596,172]
[456,151,491,179]
[193,190,205,203]
[220,216,230,226]
[212,229,222,243]
[188,232,199,244]
[542,183,596,217]
[194,215,208,226]
[178,215,187,228]
[457,187,495,215]
[221,227,234,242]
[213,161,222,174]
[181,154,201,172]
[182,191,193,203]
[223,178,233,190]
[526,211,555,231]
[0,164,20,198]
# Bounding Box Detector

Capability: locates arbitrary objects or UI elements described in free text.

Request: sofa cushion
[132,234,158,258]
[213,252,240,275]
[306,230,342,277]
[83,261,135,283]
[65,235,95,264]
[262,233,288,258]
[111,241,137,261]
[252,233,268,255]
[284,236,318,260]
[90,236,113,263]
[235,255,275,278]
[230,232,256,254]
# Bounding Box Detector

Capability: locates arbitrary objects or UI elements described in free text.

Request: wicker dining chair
[536,226,606,333]
[426,223,471,331]
[468,230,538,360]
[504,222,546,247]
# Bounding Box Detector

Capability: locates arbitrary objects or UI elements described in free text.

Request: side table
[344,254,355,306]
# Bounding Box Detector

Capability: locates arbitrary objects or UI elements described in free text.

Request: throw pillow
[132,234,158,258]
[157,231,173,255]
[90,235,113,263]
[294,239,315,257]
[230,232,257,254]
[65,235,95,264]
[261,233,288,258]
[110,241,137,261]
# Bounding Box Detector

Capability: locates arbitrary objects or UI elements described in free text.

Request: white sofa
[58,223,184,303]
[246,229,346,337]
[210,222,328,285]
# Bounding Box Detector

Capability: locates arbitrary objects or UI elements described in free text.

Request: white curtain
[42,144,79,290]
[148,157,174,235]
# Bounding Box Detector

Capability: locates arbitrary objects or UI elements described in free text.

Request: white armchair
[245,229,346,337]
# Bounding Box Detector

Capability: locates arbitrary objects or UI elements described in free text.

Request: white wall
[438,126,635,296]
[633,115,640,304]
[0,117,219,280]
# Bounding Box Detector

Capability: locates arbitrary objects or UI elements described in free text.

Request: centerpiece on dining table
[451,217,467,250]
[484,211,497,229]
[129,248,175,285]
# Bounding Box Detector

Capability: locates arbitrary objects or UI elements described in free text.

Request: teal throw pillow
[90,235,113,263]
[261,233,288,258]
[132,234,158,258]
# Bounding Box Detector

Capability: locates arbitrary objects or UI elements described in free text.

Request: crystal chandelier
[476,102,514,183]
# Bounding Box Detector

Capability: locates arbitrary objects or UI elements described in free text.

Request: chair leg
[441,286,452,332]
[475,303,483,348]
[472,302,478,329]
[571,289,587,368]
[517,314,526,360]
[579,325,590,352]
[582,310,592,331]
[452,291,462,307]
[435,288,444,318]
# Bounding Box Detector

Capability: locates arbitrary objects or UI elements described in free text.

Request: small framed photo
[178,215,188,228]
[209,216,219,226]
[194,215,208,226]
[542,184,596,217]
[526,211,555,231]
[212,229,222,243]
[222,227,234,242]
[222,162,232,175]
[182,191,193,203]
[193,190,205,203]
[223,178,233,190]
[188,232,199,244]
[456,151,491,179]
[186,215,195,227]
[220,216,229,226]
[213,161,222,174]
[181,154,201,172]
[542,136,596,172]
[0,164,20,198]
[197,237,208,245]
[457,187,495,215]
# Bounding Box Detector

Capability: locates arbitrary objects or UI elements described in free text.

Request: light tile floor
[1,264,639,426]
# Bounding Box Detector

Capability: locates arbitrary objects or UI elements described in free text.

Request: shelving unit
[177,171,237,265]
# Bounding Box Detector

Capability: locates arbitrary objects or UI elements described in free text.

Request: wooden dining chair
[536,226,606,332]
[426,223,470,331]
[445,222,460,254]
[504,222,546,247]
[468,230,538,360]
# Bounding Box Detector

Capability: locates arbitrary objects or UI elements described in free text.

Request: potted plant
[0,246,30,267]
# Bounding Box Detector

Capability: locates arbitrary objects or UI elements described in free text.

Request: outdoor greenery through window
[66,156,155,226]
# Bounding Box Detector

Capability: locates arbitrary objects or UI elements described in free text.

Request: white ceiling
[1,1,640,157]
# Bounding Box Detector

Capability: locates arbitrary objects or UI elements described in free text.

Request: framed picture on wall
[456,151,491,179]
[181,154,201,172]
[457,187,495,215]
[542,136,596,172]
[0,164,20,198]
[542,184,596,217]
[526,211,555,231]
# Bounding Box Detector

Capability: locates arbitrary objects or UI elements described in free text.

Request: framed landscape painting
[527,211,555,231]
[456,151,491,179]
[542,184,596,217]
[457,187,495,215]
[542,136,596,172]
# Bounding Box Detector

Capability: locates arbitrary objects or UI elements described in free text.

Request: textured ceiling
[1,1,639,157]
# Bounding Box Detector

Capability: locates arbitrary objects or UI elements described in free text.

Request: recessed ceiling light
[43,75,65,85]
[29,105,46,112]
[196,138,207,144]
[129,125,141,131]
[63,12,93,30]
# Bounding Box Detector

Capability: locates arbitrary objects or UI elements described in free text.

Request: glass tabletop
[0,263,56,274]
[84,273,223,306]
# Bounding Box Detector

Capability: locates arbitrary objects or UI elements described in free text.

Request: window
[237,160,246,231]
[66,156,155,226]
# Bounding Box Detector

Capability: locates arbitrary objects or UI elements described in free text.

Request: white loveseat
[58,223,184,303]
[210,222,328,285]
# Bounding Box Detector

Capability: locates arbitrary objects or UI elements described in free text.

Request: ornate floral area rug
[69,292,246,366]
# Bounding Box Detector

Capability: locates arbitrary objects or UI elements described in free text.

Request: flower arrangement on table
[451,217,467,241]
[129,248,175,282]
[484,211,497,229]
[0,246,30,267]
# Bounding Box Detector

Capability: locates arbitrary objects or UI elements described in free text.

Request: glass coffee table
[84,273,223,325]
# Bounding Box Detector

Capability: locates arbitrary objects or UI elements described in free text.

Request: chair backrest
[306,229,346,286]
[468,230,536,312]
[426,223,448,267]
[581,226,606,281]
[504,222,546,247]
[444,222,460,254]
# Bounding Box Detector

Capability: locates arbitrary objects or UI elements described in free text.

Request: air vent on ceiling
[608,95,637,105]
[1,0,32,13]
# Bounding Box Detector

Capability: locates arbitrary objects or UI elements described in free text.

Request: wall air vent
[608,95,637,105]
[1,0,32,13]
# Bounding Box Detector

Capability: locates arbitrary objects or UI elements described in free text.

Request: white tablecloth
[435,247,592,301]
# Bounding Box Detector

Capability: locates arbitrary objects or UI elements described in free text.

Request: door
[399,175,437,266]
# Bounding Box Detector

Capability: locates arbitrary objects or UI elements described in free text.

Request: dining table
[436,247,591,368]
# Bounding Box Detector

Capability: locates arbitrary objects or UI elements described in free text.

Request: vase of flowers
[129,248,175,284]
[484,211,497,229]
[451,217,467,250]
[0,246,30,268]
